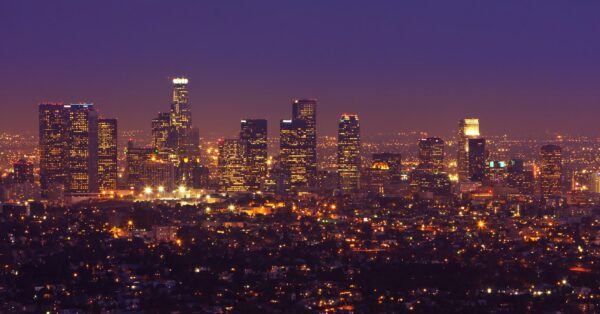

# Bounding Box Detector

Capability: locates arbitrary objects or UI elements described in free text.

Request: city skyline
[3,2,600,313]
[3,1,600,137]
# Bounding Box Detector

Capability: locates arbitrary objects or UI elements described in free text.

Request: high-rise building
[151,112,172,150]
[65,103,99,194]
[218,139,248,193]
[589,172,600,194]
[39,103,69,195]
[125,140,155,190]
[179,127,200,157]
[140,159,175,192]
[457,118,480,181]
[467,138,486,182]
[13,159,34,183]
[98,118,118,191]
[418,137,444,174]
[240,119,268,191]
[292,99,317,184]
[39,103,117,197]
[540,144,562,198]
[372,153,402,183]
[170,77,191,130]
[337,114,361,194]
[279,119,309,193]
[506,159,534,195]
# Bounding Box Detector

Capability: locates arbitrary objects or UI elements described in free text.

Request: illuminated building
[151,112,172,150]
[467,138,486,182]
[98,118,118,191]
[125,140,155,190]
[571,170,590,191]
[372,153,402,183]
[170,77,191,130]
[410,170,451,196]
[13,159,34,183]
[192,165,210,189]
[279,119,309,193]
[457,118,480,181]
[240,119,267,190]
[140,159,175,192]
[179,127,200,157]
[506,159,533,194]
[418,137,444,174]
[65,103,99,194]
[218,139,248,192]
[589,172,600,194]
[292,99,317,184]
[163,77,199,162]
[176,156,203,188]
[361,162,391,195]
[337,114,360,194]
[540,144,562,198]
[488,160,507,183]
[39,103,69,196]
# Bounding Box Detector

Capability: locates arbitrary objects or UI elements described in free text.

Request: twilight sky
[1,1,600,138]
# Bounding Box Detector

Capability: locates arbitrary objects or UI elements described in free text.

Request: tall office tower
[372,153,402,183]
[98,118,118,191]
[179,127,200,157]
[240,119,268,191]
[218,139,248,193]
[39,103,69,195]
[457,118,480,181]
[292,99,317,184]
[418,137,445,174]
[467,138,486,182]
[540,144,562,198]
[125,140,155,190]
[506,159,534,195]
[177,156,202,188]
[13,159,34,183]
[280,119,310,193]
[151,112,171,150]
[337,114,361,194]
[192,165,210,189]
[589,172,600,194]
[140,159,175,192]
[66,103,99,194]
[170,77,191,130]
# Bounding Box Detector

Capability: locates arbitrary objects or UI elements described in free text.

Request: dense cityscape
[0,76,598,313]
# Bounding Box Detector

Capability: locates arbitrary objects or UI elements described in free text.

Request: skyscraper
[66,103,99,194]
[337,114,361,194]
[13,159,34,184]
[125,140,155,190]
[170,77,191,130]
[540,144,562,198]
[279,119,309,193]
[39,103,69,195]
[218,139,248,193]
[457,118,480,181]
[372,153,402,183]
[141,158,175,192]
[240,119,268,191]
[467,138,486,182]
[418,137,444,174]
[151,112,172,150]
[98,118,118,191]
[292,99,317,184]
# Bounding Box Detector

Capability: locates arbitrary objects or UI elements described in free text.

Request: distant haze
[1,1,600,138]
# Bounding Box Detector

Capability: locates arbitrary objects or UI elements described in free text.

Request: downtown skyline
[3,3,600,312]
[2,1,600,137]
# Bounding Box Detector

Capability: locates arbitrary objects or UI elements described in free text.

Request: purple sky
[1,1,600,138]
